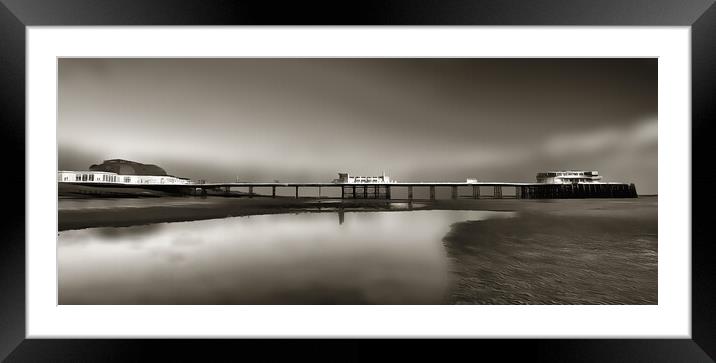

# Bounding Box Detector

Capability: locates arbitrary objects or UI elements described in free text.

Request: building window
[124,177,131,183]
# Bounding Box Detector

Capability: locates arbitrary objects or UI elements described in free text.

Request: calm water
[58,210,515,304]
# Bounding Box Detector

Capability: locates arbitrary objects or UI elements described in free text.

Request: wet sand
[443,198,657,304]
[59,197,421,231]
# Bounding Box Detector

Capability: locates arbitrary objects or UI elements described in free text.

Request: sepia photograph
[57,58,657,305]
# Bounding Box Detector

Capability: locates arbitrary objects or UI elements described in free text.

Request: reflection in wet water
[58,210,512,304]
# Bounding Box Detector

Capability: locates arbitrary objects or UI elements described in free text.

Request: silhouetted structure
[59,162,638,199]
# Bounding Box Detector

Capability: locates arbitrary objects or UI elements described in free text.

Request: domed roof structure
[89,159,168,176]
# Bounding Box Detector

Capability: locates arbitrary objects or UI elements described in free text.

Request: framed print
[2,0,715,361]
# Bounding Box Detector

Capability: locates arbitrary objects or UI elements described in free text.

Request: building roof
[542,170,598,173]
[58,170,117,174]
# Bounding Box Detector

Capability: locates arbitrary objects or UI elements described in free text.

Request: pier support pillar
[494,186,502,199]
[272,186,276,198]
[408,186,413,200]
[451,186,458,199]
[341,186,345,199]
[248,186,253,198]
[430,186,435,200]
[386,186,391,200]
[318,186,322,198]
[472,186,479,199]
[374,185,378,199]
[224,186,231,195]
[295,186,299,198]
[363,186,368,199]
[353,185,357,199]
[515,186,521,199]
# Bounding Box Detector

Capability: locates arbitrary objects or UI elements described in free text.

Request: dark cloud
[58,58,657,193]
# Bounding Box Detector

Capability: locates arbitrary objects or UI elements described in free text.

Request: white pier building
[333,172,396,184]
[536,170,603,184]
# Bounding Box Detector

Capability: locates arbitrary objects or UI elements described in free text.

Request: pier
[58,167,638,200]
[189,181,638,199]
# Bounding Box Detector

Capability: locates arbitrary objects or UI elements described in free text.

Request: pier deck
[59,181,638,199]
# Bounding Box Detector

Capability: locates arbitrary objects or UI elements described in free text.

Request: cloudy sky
[58,58,657,194]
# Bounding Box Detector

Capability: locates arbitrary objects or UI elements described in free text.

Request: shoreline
[58,196,657,231]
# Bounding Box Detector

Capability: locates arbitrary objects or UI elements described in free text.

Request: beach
[58,196,657,304]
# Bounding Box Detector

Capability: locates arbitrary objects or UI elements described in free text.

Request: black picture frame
[1,0,715,361]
